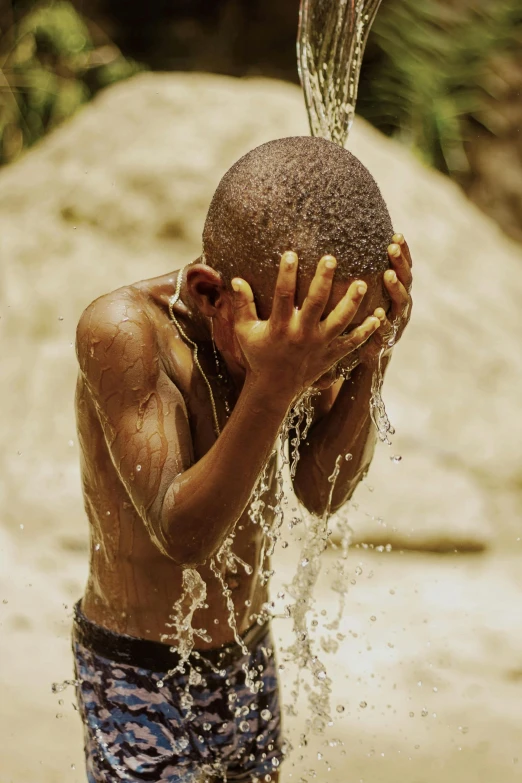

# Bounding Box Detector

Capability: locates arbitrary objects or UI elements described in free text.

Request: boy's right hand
[231,252,381,398]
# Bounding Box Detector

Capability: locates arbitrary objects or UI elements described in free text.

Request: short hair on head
[202,136,393,296]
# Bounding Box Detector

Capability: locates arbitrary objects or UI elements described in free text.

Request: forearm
[293,358,390,515]
[161,375,292,565]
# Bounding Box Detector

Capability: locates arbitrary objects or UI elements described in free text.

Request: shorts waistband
[72,600,270,673]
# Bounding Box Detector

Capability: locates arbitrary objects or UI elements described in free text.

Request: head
[186,136,393,374]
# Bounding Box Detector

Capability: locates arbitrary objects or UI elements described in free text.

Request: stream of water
[298,0,383,146]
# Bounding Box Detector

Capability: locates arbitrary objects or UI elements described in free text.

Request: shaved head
[202,136,393,304]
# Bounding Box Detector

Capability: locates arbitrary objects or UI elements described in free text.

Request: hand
[231,252,381,398]
[357,233,413,367]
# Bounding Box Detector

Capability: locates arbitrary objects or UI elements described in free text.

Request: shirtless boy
[73,136,412,783]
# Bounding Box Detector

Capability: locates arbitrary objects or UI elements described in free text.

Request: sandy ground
[1,504,522,782]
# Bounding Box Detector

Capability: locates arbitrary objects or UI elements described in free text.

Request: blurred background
[1,1,522,782]
[2,0,522,239]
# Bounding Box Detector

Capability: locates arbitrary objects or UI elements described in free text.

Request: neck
[171,266,246,393]
[170,266,211,344]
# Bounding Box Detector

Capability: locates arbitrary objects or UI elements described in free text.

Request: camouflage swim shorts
[73,602,283,782]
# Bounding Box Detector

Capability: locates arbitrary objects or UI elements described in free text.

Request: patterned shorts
[72,602,283,782]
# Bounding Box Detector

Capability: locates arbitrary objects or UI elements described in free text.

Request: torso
[76,271,277,648]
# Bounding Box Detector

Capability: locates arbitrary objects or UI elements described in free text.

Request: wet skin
[75,236,412,647]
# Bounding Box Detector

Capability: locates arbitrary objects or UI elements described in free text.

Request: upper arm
[76,290,193,557]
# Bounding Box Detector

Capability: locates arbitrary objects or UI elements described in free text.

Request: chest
[159,320,236,459]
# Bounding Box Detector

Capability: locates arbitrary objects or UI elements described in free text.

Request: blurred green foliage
[359,0,522,175]
[0,1,143,164]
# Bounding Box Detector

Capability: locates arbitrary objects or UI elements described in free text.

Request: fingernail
[392,233,404,245]
[357,283,367,295]
[388,270,397,283]
[231,279,241,292]
[283,251,297,265]
[389,244,401,258]
[324,256,337,270]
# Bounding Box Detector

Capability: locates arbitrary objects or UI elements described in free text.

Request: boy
[73,136,412,782]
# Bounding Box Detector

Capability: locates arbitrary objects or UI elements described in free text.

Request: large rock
[1,72,522,552]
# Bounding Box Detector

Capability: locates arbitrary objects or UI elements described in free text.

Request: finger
[299,255,337,329]
[329,315,381,362]
[384,269,411,320]
[231,278,258,325]
[321,279,367,340]
[392,233,413,268]
[270,252,298,324]
[388,243,412,292]
[374,309,398,346]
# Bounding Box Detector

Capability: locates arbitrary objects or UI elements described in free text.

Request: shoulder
[76,286,159,391]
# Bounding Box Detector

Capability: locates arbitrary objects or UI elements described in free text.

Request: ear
[185,263,228,317]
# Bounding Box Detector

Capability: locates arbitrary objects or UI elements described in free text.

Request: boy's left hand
[357,232,413,367]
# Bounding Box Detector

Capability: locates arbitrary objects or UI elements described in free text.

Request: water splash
[160,568,211,706]
[298,0,383,146]
[285,454,343,732]
[51,678,80,694]
[209,548,262,696]
[324,509,354,636]
[369,318,400,444]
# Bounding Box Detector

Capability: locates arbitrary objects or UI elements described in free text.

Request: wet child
[73,136,412,782]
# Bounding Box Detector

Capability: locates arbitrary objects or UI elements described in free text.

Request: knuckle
[307,295,325,310]
[275,288,294,301]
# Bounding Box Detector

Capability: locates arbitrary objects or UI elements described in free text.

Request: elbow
[160,528,212,568]
[158,509,223,568]
[293,478,328,518]
[293,476,355,518]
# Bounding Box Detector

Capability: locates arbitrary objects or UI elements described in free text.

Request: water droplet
[68,439,74,447]
[390,455,402,463]
[136,464,142,472]
[459,726,469,734]
[281,541,289,549]
[157,680,164,688]
[336,705,345,713]
[421,709,428,717]
[203,722,211,731]
[261,709,272,720]
[239,721,250,732]
[95,543,100,551]
[2,599,7,604]
[301,558,310,567]
[409,711,415,718]
[359,701,367,709]
[58,699,64,706]
[316,670,327,681]
[58,316,64,321]
[19,524,24,530]
[355,566,363,576]
[345,453,353,461]
[370,615,376,622]
[55,713,63,719]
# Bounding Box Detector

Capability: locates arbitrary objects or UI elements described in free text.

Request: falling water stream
[298,0,383,146]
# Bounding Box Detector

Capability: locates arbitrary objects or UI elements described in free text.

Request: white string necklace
[168,268,222,438]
